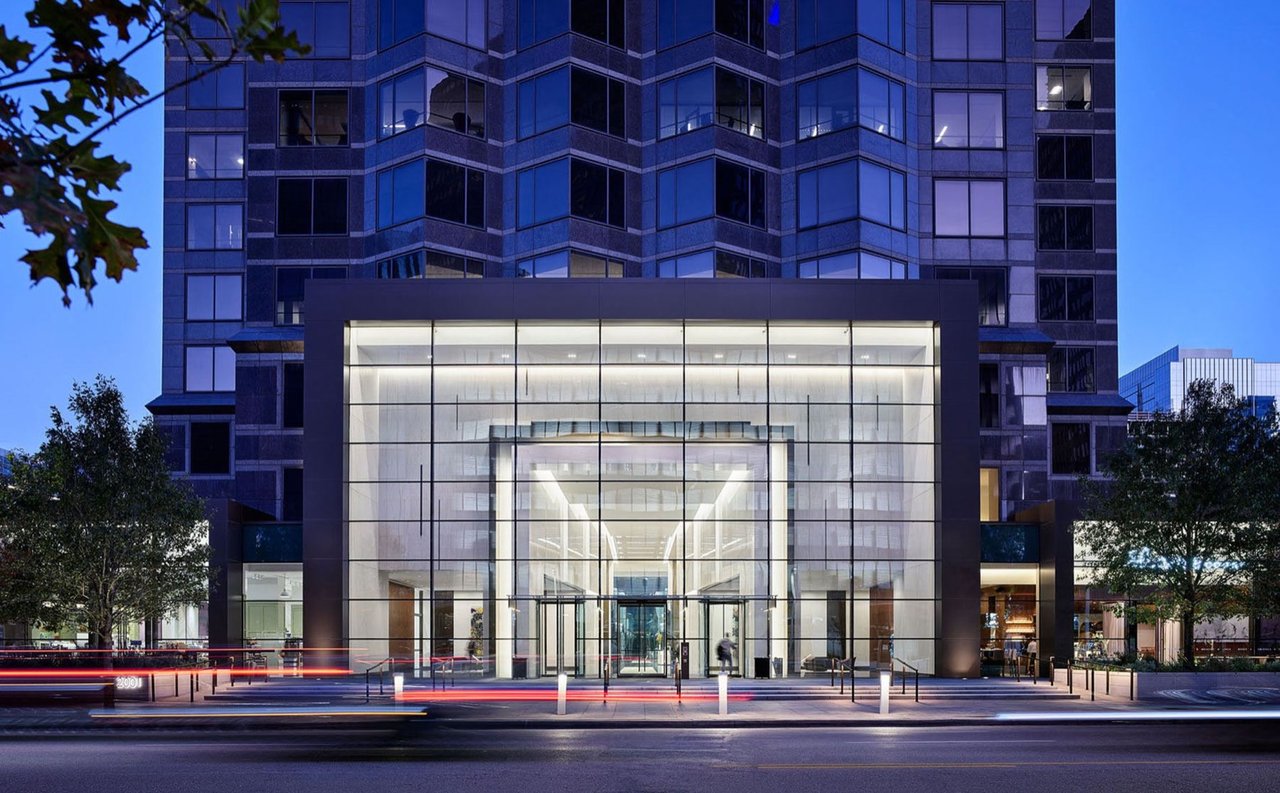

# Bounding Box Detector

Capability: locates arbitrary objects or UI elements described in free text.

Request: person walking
[715,635,735,675]
[1026,637,1039,678]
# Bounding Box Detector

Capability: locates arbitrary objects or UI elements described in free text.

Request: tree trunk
[91,618,114,669]
[1181,609,1196,669]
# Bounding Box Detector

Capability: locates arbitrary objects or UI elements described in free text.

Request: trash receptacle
[753,657,770,678]
[512,656,528,679]
[772,657,783,678]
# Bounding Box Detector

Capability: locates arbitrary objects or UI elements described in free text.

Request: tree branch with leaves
[0,0,306,306]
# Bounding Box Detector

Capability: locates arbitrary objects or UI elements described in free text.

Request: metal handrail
[893,657,919,702]
[364,657,394,701]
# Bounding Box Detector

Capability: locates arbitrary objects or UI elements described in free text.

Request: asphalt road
[2,722,1278,792]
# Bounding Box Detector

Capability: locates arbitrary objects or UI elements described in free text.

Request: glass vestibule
[345,320,940,677]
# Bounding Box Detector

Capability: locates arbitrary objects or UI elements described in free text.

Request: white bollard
[718,672,728,716]
[879,670,891,715]
[393,673,404,700]
[557,672,568,715]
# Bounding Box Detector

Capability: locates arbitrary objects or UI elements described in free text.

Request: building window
[1048,347,1096,393]
[426,158,485,227]
[979,363,999,428]
[517,157,625,229]
[1036,0,1091,40]
[797,67,904,141]
[189,422,231,475]
[518,250,625,278]
[1036,135,1093,180]
[378,250,485,279]
[1051,422,1091,475]
[276,178,348,235]
[275,266,346,325]
[1037,205,1093,250]
[378,67,485,139]
[934,179,1004,237]
[658,158,765,229]
[278,89,349,146]
[380,0,486,49]
[794,251,916,279]
[283,363,305,429]
[1036,66,1092,110]
[186,204,242,250]
[659,250,770,278]
[186,134,242,179]
[658,0,764,50]
[519,0,624,49]
[1038,276,1094,322]
[187,63,244,108]
[796,0,855,50]
[857,0,905,50]
[282,467,304,521]
[185,346,235,392]
[936,266,1007,326]
[659,66,763,140]
[186,274,243,321]
[376,160,426,228]
[933,91,1003,148]
[798,159,905,230]
[519,66,624,139]
[932,3,1003,61]
[280,1,350,57]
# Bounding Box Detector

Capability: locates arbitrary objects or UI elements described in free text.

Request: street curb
[425,714,1280,730]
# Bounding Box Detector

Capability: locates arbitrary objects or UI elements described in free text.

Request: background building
[154,0,1123,675]
[1122,346,1280,418]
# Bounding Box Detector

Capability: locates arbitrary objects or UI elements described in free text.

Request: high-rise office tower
[153,0,1123,677]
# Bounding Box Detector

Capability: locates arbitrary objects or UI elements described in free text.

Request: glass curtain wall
[346,321,938,677]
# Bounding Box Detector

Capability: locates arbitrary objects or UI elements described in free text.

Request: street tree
[0,376,208,653]
[0,0,305,306]
[1079,380,1280,668]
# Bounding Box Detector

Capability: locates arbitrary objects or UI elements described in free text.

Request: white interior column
[769,441,788,675]
[495,444,514,678]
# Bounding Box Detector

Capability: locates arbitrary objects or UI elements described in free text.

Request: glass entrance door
[539,599,583,676]
[704,599,745,676]
[615,600,669,677]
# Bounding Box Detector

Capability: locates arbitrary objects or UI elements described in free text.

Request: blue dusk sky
[1,2,1278,451]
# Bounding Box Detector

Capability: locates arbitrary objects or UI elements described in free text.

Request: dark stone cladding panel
[508,125,642,172]
[236,432,304,463]
[649,35,780,84]
[652,126,779,172]
[235,365,277,425]
[234,469,277,516]
[304,278,981,676]
[501,32,638,83]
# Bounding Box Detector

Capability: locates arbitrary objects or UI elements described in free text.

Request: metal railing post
[365,669,370,702]
[1068,658,1073,694]
[189,672,195,702]
[149,672,156,702]
[1106,666,1110,695]
[1091,667,1096,702]
[850,657,856,703]
[914,668,919,703]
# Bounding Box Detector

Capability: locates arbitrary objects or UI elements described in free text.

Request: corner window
[279,89,349,146]
[517,157,625,229]
[518,250,624,278]
[376,159,426,228]
[378,250,485,279]
[519,66,623,139]
[658,66,763,139]
[1036,0,1091,40]
[796,0,855,50]
[857,0,905,50]
[658,158,765,229]
[1051,422,1091,475]
[185,346,236,392]
[795,251,915,279]
[934,179,1004,237]
[186,274,243,321]
[378,70,425,137]
[426,158,485,228]
[519,0,624,49]
[933,91,1003,148]
[275,266,345,325]
[282,467,304,520]
[186,204,243,250]
[797,67,904,141]
[189,422,231,475]
[280,1,350,57]
[1037,205,1093,250]
[379,68,485,139]
[659,0,764,50]
[937,266,1008,326]
[932,3,1003,61]
[658,250,769,278]
[186,134,243,179]
[979,364,999,428]
[187,63,244,109]
[1038,276,1094,322]
[276,178,348,235]
[283,363,305,429]
[798,158,905,230]
[1048,347,1096,394]
[1036,66,1092,110]
[1036,135,1093,180]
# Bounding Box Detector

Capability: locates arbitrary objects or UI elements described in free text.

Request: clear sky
[1,2,1278,452]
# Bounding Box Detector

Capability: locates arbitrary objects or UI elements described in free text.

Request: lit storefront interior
[343,320,940,678]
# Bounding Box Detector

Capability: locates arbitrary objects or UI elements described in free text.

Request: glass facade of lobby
[345,320,939,677]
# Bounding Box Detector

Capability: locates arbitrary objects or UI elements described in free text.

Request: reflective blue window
[858,160,905,229]
[660,0,762,49]
[520,0,623,48]
[519,66,623,139]
[376,160,425,228]
[857,69,904,139]
[796,0,855,50]
[281,1,349,58]
[519,0,570,47]
[378,70,425,138]
[798,160,855,228]
[379,0,424,48]
[933,3,1003,61]
[517,158,624,228]
[797,67,902,141]
[187,63,244,109]
[658,251,715,278]
[857,0,904,50]
[658,68,714,138]
[517,67,570,138]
